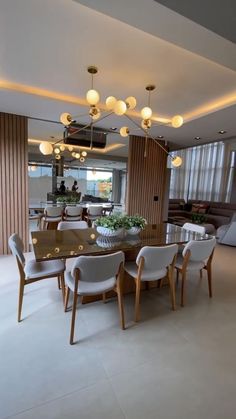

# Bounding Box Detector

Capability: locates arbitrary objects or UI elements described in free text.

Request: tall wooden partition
[126,135,167,224]
[0,113,28,254]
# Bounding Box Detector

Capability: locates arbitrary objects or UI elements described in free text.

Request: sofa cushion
[191,204,209,214]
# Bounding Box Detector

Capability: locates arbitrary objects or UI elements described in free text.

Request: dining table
[31,223,212,302]
[31,223,211,262]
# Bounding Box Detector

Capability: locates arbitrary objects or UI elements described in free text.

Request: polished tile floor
[0,244,236,419]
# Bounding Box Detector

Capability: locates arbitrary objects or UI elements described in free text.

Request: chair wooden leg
[168,271,176,311]
[176,269,179,286]
[18,278,25,322]
[70,291,78,345]
[57,276,61,290]
[102,292,106,303]
[116,287,125,330]
[207,265,212,298]
[64,287,70,312]
[135,278,141,322]
[181,272,186,307]
[60,273,65,303]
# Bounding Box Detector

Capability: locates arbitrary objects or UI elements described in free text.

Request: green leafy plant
[56,195,80,204]
[123,215,146,230]
[95,215,124,231]
[191,213,206,224]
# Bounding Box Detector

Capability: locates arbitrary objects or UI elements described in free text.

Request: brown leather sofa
[168,199,236,229]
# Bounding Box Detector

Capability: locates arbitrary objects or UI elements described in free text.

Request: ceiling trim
[2,79,236,126]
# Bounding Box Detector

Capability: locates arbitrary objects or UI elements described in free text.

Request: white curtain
[170,141,233,202]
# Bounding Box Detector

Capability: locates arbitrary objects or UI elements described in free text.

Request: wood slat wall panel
[127,135,167,224]
[0,113,28,254]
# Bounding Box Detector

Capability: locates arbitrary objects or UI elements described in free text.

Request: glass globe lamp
[171,115,183,128]
[60,113,72,126]
[141,107,152,120]
[171,156,182,167]
[125,96,137,110]
[81,151,87,157]
[39,141,53,155]
[141,119,152,130]
[120,127,129,137]
[106,96,117,110]
[114,100,127,116]
[86,89,100,105]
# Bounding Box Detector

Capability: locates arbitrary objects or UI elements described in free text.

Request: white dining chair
[58,221,88,230]
[64,206,83,221]
[124,244,178,322]
[175,237,216,307]
[64,251,125,344]
[182,222,206,235]
[8,234,65,322]
[42,206,62,229]
[84,205,104,226]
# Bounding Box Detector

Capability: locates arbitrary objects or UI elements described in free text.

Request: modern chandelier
[39,66,184,167]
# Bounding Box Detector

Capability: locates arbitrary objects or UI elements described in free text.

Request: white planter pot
[96,236,121,248]
[125,226,141,235]
[96,226,124,237]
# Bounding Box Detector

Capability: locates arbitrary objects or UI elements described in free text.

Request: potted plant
[123,215,146,235]
[95,215,124,237]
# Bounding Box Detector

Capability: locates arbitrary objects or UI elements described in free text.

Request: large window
[170,142,234,202]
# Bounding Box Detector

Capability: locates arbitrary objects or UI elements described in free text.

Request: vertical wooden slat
[0,112,28,254]
[127,135,167,224]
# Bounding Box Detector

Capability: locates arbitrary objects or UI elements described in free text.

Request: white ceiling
[0,0,236,157]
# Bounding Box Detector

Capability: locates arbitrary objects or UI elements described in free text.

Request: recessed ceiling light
[195,136,201,140]
[110,127,117,131]
[218,130,227,134]
[157,135,164,139]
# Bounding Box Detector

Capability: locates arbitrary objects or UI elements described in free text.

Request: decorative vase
[96,236,121,248]
[96,226,124,237]
[125,226,141,235]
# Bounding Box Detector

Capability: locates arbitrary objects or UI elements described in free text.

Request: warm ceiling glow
[1,80,235,125]
[28,138,126,154]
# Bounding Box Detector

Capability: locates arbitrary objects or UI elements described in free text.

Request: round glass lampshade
[55,155,61,160]
[90,107,101,120]
[171,115,183,128]
[71,152,76,157]
[120,126,129,137]
[114,100,127,116]
[60,112,72,126]
[125,96,137,110]
[81,151,87,157]
[54,147,60,154]
[141,119,152,130]
[30,165,37,171]
[68,145,73,152]
[105,96,117,110]
[60,145,65,151]
[80,157,85,162]
[39,141,53,155]
[171,156,182,167]
[86,89,100,105]
[141,106,152,120]
[75,153,80,159]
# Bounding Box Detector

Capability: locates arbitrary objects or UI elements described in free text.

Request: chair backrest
[71,251,124,282]
[44,206,62,217]
[183,222,206,235]
[65,206,83,217]
[183,237,216,262]
[8,233,25,265]
[58,221,88,230]
[88,206,103,216]
[136,244,178,271]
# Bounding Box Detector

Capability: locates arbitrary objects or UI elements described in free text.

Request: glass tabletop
[31,223,211,262]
